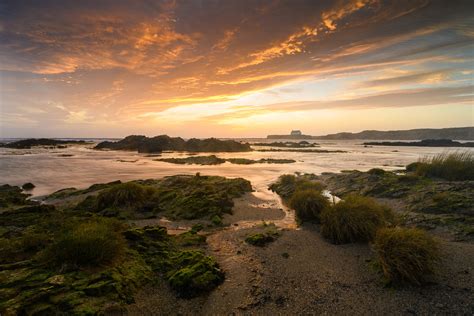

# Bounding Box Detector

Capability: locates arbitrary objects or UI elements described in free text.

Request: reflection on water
[1,139,472,199]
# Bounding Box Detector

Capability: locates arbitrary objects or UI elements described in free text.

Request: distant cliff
[363,139,474,147]
[268,127,474,140]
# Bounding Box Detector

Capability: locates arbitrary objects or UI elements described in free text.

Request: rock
[22,183,35,190]
[95,134,251,152]
[0,138,88,149]
[47,275,65,285]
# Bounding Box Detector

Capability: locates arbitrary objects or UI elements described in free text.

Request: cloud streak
[0,0,473,137]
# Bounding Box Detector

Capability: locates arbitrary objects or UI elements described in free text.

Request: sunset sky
[0,0,473,138]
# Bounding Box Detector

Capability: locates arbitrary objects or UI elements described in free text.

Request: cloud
[203,85,474,122]
[1,0,473,136]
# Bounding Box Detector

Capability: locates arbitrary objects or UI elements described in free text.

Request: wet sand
[127,191,474,315]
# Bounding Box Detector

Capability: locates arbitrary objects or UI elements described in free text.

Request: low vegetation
[0,184,35,209]
[73,175,252,221]
[166,250,224,297]
[269,174,324,201]
[408,151,474,181]
[0,174,247,314]
[289,189,329,223]
[44,218,126,268]
[320,195,392,244]
[96,182,152,210]
[373,227,440,285]
[245,226,280,247]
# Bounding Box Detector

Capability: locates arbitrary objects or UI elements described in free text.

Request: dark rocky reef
[94,135,251,153]
[256,148,346,153]
[155,155,295,165]
[363,139,474,147]
[251,141,319,148]
[0,138,89,149]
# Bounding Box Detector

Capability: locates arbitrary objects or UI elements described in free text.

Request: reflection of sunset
[1,0,472,137]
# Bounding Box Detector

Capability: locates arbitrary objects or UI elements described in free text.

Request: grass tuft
[373,227,441,285]
[96,182,151,210]
[44,218,126,268]
[321,194,392,244]
[409,151,474,181]
[289,189,330,223]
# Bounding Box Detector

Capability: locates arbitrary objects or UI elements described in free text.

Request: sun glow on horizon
[0,0,472,138]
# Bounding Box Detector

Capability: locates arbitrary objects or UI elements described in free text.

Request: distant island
[268,127,474,140]
[364,139,474,147]
[95,135,251,153]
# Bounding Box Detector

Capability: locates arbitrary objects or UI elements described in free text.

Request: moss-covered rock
[245,227,280,247]
[166,250,224,297]
[0,184,35,209]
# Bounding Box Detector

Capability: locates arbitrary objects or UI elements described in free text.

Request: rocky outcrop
[0,138,89,149]
[95,135,251,153]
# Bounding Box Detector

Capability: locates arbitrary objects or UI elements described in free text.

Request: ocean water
[1,139,472,198]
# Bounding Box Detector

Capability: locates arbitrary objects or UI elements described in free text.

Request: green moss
[211,215,223,226]
[175,230,207,247]
[0,184,35,209]
[166,250,224,297]
[245,228,280,247]
[153,175,252,220]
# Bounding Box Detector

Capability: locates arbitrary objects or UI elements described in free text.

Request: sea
[1,138,473,198]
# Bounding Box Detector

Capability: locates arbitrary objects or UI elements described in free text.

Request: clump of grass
[409,151,474,181]
[368,168,386,176]
[289,189,330,223]
[245,225,280,247]
[245,233,275,246]
[320,195,392,244]
[269,174,324,201]
[373,227,440,285]
[45,218,126,268]
[96,182,153,210]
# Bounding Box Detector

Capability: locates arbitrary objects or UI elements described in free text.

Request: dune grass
[408,151,474,181]
[289,189,330,223]
[96,182,153,210]
[320,194,392,244]
[45,218,126,268]
[269,174,324,201]
[373,227,440,285]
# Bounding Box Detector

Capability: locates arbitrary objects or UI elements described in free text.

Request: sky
[0,0,473,138]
